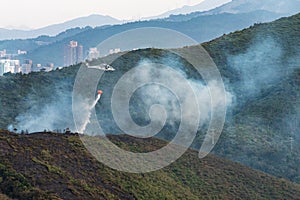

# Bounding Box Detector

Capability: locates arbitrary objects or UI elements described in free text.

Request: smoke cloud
[10,53,234,135]
[228,37,285,98]
[8,79,74,133]
[121,60,233,138]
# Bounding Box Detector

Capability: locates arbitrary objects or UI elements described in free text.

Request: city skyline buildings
[0,59,20,76]
[64,41,83,66]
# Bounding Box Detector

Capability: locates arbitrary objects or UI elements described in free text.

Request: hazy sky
[0,0,216,29]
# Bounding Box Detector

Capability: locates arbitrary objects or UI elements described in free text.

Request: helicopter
[84,61,115,71]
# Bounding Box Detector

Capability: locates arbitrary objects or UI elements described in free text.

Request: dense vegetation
[0,131,300,199]
[0,12,300,195]
[201,13,300,182]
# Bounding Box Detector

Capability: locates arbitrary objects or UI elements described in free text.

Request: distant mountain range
[149,0,300,21]
[145,0,231,19]
[2,0,299,41]
[164,0,300,22]
[0,0,299,66]
[205,0,300,15]
[0,14,121,40]
[2,10,282,66]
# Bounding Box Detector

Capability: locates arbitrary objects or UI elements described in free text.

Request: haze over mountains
[1,0,300,41]
[0,9,288,65]
[145,0,231,19]
[208,0,300,15]
[0,14,121,40]
[154,0,300,20]
[11,11,273,66]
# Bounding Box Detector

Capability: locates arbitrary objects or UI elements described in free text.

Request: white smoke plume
[228,37,285,98]
[124,60,233,135]
[10,91,74,133]
[78,94,102,133]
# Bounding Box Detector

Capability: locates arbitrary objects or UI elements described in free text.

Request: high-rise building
[109,48,121,55]
[21,59,33,74]
[25,59,33,65]
[76,44,83,64]
[17,50,27,55]
[21,64,32,74]
[64,41,83,66]
[0,59,20,76]
[88,48,100,60]
[0,49,6,58]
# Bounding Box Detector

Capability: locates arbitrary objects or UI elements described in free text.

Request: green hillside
[0,131,300,200]
[201,13,300,182]
[0,12,300,189]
